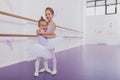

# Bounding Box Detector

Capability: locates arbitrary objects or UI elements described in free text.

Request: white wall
[23,0,82,31]
[81,0,86,44]
[0,0,24,15]
[86,14,120,45]
[0,0,83,34]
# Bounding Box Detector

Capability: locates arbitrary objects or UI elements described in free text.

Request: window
[87,1,95,7]
[96,6,105,15]
[117,4,120,13]
[96,0,105,6]
[86,0,119,15]
[106,0,116,5]
[118,0,120,3]
[87,7,96,16]
[106,5,116,14]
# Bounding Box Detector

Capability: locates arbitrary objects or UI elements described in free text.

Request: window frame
[86,0,118,15]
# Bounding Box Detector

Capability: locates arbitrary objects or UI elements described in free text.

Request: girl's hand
[36,29,41,35]
[40,29,44,33]
[36,29,45,35]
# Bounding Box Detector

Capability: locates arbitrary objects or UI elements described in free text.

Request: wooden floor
[0,44,120,80]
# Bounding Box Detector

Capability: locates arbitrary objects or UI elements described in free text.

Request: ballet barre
[0,11,82,33]
[0,34,82,38]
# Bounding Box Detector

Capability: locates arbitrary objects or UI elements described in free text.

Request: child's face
[45,10,54,21]
[39,21,47,29]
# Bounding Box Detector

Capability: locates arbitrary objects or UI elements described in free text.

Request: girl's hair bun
[41,16,43,20]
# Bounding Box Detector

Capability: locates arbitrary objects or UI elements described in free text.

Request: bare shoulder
[51,21,56,27]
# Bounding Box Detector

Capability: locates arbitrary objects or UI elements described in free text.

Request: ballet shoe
[39,68,51,73]
[39,68,45,73]
[45,68,52,73]
[34,72,39,77]
[51,70,57,75]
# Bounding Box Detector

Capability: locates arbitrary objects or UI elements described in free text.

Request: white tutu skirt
[27,43,52,59]
[47,37,64,50]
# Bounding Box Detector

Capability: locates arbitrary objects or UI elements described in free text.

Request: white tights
[50,49,57,72]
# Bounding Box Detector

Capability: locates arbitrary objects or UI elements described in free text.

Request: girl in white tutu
[28,17,56,76]
[37,7,58,75]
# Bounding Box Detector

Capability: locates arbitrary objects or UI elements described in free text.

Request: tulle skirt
[27,43,52,59]
[47,37,64,50]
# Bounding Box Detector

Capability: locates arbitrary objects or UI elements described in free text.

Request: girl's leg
[44,59,51,73]
[39,59,51,73]
[50,49,57,75]
[34,57,40,76]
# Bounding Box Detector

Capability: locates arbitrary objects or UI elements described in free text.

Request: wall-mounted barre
[0,11,38,22]
[0,34,37,37]
[0,34,82,38]
[0,11,82,33]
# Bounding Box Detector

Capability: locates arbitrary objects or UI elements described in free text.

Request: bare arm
[36,29,56,38]
[37,23,56,35]
[43,34,56,38]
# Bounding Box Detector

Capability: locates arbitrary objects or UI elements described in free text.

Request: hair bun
[41,16,43,19]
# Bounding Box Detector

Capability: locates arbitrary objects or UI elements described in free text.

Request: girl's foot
[39,68,45,73]
[34,72,39,77]
[39,68,51,73]
[46,68,52,73]
[51,70,57,75]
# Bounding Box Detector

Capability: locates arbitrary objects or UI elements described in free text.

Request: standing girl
[37,7,57,75]
[28,17,55,76]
